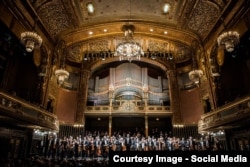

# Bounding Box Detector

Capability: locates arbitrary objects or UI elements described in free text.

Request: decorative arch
[90,56,169,76]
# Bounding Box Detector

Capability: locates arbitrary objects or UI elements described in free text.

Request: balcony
[85,99,171,116]
[198,96,250,133]
[0,91,59,131]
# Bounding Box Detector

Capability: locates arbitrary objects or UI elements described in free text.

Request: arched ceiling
[28,0,229,42]
[9,0,241,71]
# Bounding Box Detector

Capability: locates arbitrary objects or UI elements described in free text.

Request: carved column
[142,68,148,106]
[109,116,112,136]
[76,69,90,125]
[145,115,148,137]
[167,70,181,124]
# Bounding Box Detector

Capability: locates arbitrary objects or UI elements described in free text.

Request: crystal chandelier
[217,31,239,52]
[55,69,69,86]
[114,25,144,62]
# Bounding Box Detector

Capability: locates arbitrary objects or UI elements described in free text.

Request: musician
[158,135,165,151]
[187,136,195,151]
[95,136,102,156]
[166,137,173,151]
[147,136,153,151]
[204,135,212,151]
[130,137,135,151]
[115,136,122,151]
[74,139,79,158]
[179,137,186,151]
[82,136,89,158]
[135,137,141,151]
[125,134,131,151]
[172,137,180,151]
[60,137,68,159]
[152,138,157,151]
[102,136,109,157]
[77,136,82,158]
[141,137,146,151]
[120,137,126,151]
[68,137,75,158]
[54,136,60,159]
[89,137,95,157]
[48,135,57,159]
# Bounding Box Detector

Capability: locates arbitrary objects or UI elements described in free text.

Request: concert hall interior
[0,0,250,166]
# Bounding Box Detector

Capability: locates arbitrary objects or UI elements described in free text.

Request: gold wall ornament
[217,46,225,66]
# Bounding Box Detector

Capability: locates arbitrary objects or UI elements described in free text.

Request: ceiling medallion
[217,31,239,52]
[114,25,144,62]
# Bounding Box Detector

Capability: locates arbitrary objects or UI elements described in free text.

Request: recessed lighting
[88,31,93,35]
[163,3,170,13]
[150,28,154,32]
[86,2,94,14]
[103,29,108,32]
[164,31,168,34]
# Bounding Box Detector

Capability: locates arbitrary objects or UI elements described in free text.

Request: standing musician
[147,136,153,151]
[188,136,195,151]
[204,135,211,151]
[115,136,122,151]
[141,137,146,151]
[82,136,89,158]
[110,136,117,151]
[77,136,82,158]
[95,136,102,156]
[102,136,109,157]
[172,137,180,151]
[166,137,173,151]
[74,139,79,158]
[179,137,186,151]
[120,137,126,151]
[158,135,165,151]
[125,134,131,151]
[152,138,157,151]
[89,137,95,157]
[135,137,141,151]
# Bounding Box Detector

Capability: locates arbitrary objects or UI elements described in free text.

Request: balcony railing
[85,104,171,116]
[0,91,59,131]
[198,96,250,132]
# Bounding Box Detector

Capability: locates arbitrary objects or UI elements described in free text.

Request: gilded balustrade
[198,96,250,132]
[0,91,59,131]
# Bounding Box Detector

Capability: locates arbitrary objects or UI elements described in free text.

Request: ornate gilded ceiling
[9,0,240,66]
[28,0,228,38]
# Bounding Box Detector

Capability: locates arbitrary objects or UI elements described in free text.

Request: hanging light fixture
[114,24,144,62]
[55,69,69,86]
[114,0,143,62]
[55,46,69,86]
[189,69,203,85]
[217,31,239,52]
[188,41,203,85]
[217,18,240,52]
[20,19,42,52]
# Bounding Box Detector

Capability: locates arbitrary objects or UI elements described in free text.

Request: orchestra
[44,130,223,160]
